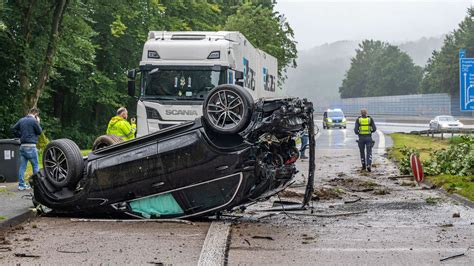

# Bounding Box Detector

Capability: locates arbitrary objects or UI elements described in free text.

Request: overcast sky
[275,0,474,50]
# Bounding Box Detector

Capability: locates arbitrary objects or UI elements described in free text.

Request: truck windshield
[143,67,227,100]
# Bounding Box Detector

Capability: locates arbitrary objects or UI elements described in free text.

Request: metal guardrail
[410,128,474,139]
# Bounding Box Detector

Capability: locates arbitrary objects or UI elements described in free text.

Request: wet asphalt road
[1,121,473,265]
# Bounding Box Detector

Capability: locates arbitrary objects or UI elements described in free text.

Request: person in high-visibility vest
[354,108,377,171]
[106,107,137,141]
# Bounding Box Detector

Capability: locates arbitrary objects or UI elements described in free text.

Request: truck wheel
[92,134,123,151]
[43,139,84,188]
[203,84,254,134]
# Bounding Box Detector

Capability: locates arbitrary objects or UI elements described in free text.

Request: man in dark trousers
[11,108,42,190]
[354,108,377,172]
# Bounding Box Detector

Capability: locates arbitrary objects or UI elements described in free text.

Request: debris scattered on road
[313,188,343,200]
[388,175,412,180]
[278,190,304,198]
[252,236,274,240]
[452,212,460,218]
[244,239,251,246]
[373,189,390,195]
[425,197,442,205]
[438,223,453,227]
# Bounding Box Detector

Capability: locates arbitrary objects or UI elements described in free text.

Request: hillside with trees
[0,0,297,148]
[338,40,423,98]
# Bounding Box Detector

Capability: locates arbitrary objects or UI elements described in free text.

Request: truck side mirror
[128,80,135,97]
[127,69,137,80]
[235,71,244,80]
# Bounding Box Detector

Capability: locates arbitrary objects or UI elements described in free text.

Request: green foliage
[339,40,423,98]
[397,146,420,175]
[398,135,474,176]
[424,136,474,176]
[224,2,298,83]
[420,8,474,94]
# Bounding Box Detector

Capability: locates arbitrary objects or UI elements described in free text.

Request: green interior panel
[129,193,184,218]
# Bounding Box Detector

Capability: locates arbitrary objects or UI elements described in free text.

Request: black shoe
[361,165,366,171]
[300,155,308,159]
[367,167,371,172]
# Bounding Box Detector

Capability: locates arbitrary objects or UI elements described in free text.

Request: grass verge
[389,133,474,201]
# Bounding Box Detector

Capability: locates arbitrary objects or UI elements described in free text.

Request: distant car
[429,115,464,131]
[323,108,347,129]
[32,85,313,219]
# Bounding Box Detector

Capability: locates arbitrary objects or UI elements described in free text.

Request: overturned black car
[31,85,315,219]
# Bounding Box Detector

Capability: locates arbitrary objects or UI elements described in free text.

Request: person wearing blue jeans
[11,108,42,190]
[300,127,309,159]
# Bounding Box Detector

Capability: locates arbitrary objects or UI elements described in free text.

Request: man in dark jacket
[11,108,43,190]
[354,108,377,172]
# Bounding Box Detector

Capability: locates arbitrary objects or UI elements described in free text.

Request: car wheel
[43,139,84,188]
[203,84,254,134]
[92,134,123,151]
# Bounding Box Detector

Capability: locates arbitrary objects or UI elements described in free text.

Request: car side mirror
[128,80,135,97]
[235,71,244,80]
[127,69,137,80]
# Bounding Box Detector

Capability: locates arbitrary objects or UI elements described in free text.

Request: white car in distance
[429,115,464,131]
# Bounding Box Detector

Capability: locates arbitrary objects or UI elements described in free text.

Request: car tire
[92,134,123,151]
[203,84,254,134]
[43,139,84,188]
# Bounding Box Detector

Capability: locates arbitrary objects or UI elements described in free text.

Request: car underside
[31,85,315,219]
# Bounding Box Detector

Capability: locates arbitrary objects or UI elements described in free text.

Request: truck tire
[92,134,123,151]
[203,84,254,134]
[43,139,84,188]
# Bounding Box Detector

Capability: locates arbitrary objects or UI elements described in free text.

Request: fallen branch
[440,247,473,262]
[70,218,194,225]
[284,210,368,217]
[344,197,361,204]
[252,235,274,240]
[14,253,40,258]
[56,247,89,254]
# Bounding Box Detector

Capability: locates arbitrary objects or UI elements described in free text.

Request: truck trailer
[127,31,281,137]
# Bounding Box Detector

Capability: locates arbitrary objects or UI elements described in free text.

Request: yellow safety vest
[358,117,371,135]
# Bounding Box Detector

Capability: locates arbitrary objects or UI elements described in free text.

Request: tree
[420,8,474,95]
[224,2,298,83]
[339,40,422,98]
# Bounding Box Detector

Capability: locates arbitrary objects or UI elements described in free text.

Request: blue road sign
[459,50,474,111]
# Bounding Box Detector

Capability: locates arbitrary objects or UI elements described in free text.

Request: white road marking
[198,221,231,266]
[376,130,386,155]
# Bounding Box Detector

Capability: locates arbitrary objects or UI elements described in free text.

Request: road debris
[344,197,362,204]
[440,247,472,262]
[252,236,274,240]
[14,253,40,258]
[452,212,460,218]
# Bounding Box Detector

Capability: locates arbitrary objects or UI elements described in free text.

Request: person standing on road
[11,108,43,190]
[106,107,137,141]
[354,108,377,172]
[299,125,309,159]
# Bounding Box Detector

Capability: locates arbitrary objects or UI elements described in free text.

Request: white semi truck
[127,31,281,137]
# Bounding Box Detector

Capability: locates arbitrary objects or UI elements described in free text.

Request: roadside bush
[403,136,474,176]
[398,146,419,175]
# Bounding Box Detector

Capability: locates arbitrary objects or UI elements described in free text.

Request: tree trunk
[30,0,69,108]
